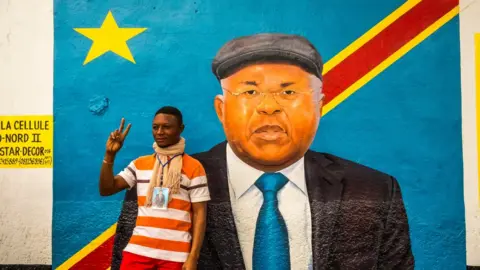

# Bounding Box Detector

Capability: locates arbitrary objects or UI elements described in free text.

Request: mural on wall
[48,0,476,269]
[111,33,416,270]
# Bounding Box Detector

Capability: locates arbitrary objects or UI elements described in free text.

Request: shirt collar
[226,143,307,199]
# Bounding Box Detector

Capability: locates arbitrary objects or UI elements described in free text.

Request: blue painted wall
[318,17,464,269]
[53,0,465,269]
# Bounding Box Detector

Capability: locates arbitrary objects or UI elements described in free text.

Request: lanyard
[156,153,183,186]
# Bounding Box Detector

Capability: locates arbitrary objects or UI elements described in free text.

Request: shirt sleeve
[188,163,211,203]
[117,160,137,189]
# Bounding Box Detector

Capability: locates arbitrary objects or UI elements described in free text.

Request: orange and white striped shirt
[117,153,210,262]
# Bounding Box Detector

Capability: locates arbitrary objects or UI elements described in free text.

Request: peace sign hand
[106,118,132,154]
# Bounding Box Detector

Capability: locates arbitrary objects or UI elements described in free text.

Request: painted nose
[256,93,282,115]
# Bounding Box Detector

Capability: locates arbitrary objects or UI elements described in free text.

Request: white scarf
[145,137,185,207]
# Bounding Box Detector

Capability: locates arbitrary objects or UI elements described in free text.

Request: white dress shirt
[226,143,313,270]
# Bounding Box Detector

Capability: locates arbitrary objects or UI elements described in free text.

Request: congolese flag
[1,0,478,269]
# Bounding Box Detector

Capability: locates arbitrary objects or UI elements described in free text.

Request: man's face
[215,63,323,169]
[152,113,184,148]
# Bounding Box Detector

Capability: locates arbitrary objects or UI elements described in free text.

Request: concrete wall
[0,0,53,266]
[460,0,480,266]
[0,0,479,269]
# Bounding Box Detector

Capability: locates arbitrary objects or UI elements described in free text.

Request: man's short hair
[154,106,183,126]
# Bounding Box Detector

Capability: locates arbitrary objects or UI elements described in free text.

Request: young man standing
[99,106,210,270]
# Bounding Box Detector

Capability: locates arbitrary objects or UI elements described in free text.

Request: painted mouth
[255,125,285,133]
[253,125,287,141]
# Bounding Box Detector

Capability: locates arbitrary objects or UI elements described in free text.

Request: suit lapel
[202,142,245,269]
[305,151,344,270]
[201,144,344,269]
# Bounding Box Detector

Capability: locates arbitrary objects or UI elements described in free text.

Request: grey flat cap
[212,33,323,80]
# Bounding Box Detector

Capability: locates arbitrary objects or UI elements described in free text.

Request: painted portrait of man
[192,33,414,269]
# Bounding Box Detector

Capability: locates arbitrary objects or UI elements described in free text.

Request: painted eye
[283,90,296,95]
[244,90,258,95]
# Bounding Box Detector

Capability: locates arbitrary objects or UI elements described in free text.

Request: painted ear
[214,95,225,124]
[318,94,324,116]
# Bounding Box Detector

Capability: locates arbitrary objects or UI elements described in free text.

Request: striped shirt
[117,153,211,262]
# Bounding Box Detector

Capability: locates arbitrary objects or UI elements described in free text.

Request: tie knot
[255,173,288,194]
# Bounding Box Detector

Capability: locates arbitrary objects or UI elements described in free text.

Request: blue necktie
[253,173,290,270]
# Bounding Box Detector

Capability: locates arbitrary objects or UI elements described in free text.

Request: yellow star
[74,11,147,65]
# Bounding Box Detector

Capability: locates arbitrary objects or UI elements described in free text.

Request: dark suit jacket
[111,142,414,270]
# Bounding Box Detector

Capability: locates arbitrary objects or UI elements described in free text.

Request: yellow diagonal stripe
[55,223,117,270]
[323,6,460,116]
[323,0,421,74]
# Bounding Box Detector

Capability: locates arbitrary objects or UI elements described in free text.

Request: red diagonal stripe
[70,235,115,270]
[323,0,458,105]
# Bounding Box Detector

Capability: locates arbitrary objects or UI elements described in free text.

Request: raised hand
[106,118,132,154]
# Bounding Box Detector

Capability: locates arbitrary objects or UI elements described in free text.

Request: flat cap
[212,33,323,80]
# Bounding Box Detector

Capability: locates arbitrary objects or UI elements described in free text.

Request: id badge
[152,187,169,210]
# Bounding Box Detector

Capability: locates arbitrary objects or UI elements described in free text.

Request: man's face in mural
[152,113,184,148]
[215,63,324,171]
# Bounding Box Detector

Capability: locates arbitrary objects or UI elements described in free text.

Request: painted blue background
[53,0,465,269]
